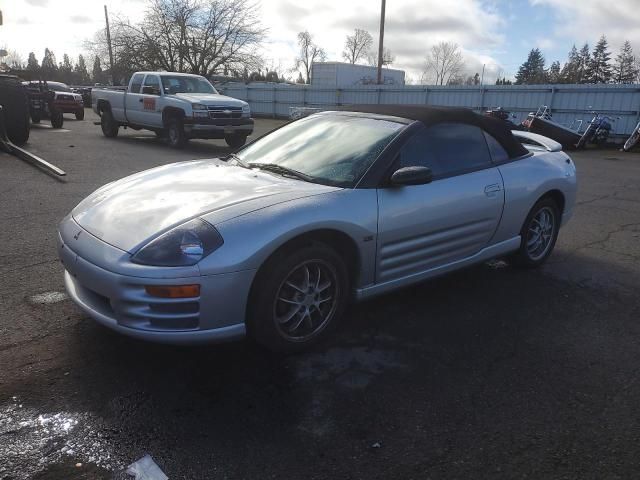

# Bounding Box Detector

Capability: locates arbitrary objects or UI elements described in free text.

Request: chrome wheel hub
[526,207,555,261]
[273,260,338,342]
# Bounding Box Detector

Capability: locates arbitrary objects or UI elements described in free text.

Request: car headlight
[131,218,223,267]
[242,104,250,117]
[192,104,209,118]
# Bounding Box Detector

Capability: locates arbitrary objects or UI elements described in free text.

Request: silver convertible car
[58,105,577,351]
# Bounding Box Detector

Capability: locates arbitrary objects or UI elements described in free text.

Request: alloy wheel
[273,259,338,342]
[526,206,556,261]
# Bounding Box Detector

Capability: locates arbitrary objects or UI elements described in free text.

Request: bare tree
[342,28,373,64]
[295,31,326,84]
[86,0,266,82]
[366,47,394,67]
[4,50,24,69]
[423,42,465,86]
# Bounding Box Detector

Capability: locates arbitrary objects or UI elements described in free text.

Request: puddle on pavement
[0,397,122,479]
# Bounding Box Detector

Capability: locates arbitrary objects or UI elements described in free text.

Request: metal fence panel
[215,82,640,136]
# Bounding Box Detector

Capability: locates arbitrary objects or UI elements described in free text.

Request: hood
[72,160,338,252]
[173,93,247,107]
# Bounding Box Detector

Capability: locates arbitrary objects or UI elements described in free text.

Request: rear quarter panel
[92,89,127,121]
[492,151,577,243]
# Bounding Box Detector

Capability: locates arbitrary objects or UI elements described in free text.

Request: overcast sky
[1,0,638,82]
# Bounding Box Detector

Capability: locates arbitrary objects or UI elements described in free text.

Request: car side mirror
[142,86,159,95]
[390,166,433,186]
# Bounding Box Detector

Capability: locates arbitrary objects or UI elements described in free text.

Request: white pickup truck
[91,71,253,148]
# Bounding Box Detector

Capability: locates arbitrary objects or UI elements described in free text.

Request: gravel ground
[1,110,640,479]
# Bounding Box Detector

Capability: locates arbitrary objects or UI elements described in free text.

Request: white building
[311,62,405,87]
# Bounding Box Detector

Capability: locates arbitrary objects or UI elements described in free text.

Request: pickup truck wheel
[225,133,247,149]
[100,110,119,138]
[31,113,41,124]
[75,109,85,121]
[50,109,64,129]
[167,119,187,148]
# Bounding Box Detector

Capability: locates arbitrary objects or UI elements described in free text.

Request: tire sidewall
[100,111,117,137]
[225,134,247,149]
[514,198,560,268]
[167,119,186,148]
[247,244,350,352]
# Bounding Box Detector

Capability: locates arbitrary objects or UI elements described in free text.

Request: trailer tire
[0,77,31,145]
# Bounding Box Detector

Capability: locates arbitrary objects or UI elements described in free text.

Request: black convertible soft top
[339,104,529,159]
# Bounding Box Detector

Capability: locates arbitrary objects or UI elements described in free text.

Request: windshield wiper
[247,163,313,182]
[222,153,248,168]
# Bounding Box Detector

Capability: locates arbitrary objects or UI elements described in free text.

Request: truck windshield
[160,75,218,95]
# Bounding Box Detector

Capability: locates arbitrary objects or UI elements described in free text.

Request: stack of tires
[0,75,30,146]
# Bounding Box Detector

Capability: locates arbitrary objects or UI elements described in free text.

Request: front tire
[512,197,560,268]
[247,244,350,352]
[75,109,85,121]
[100,110,119,137]
[225,133,247,149]
[50,109,63,129]
[31,113,41,124]
[167,118,187,148]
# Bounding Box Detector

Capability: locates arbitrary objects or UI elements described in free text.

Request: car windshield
[46,82,71,92]
[160,75,218,95]
[235,114,404,187]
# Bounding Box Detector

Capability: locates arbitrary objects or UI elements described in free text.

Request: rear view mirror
[390,166,433,186]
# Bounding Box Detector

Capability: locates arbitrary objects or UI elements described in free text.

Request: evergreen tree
[587,35,612,83]
[515,48,547,84]
[577,43,590,83]
[74,55,90,84]
[41,48,58,78]
[612,40,637,84]
[59,54,73,83]
[26,52,39,71]
[548,61,561,83]
[560,45,580,83]
[92,56,103,84]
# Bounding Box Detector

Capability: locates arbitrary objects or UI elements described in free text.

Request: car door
[376,122,505,284]
[137,74,163,128]
[124,73,145,125]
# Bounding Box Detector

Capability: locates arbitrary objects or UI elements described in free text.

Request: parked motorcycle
[484,107,525,130]
[576,111,615,149]
[622,121,640,152]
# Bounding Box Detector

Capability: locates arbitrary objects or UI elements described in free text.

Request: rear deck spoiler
[511,130,563,152]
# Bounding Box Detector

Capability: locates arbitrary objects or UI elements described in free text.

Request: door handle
[139,98,144,103]
[484,184,502,196]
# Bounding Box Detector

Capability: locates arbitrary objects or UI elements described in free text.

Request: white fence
[215,82,640,137]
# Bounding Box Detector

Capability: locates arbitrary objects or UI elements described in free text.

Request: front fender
[199,189,379,288]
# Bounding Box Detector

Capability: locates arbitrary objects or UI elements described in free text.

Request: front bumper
[183,117,254,139]
[58,227,254,345]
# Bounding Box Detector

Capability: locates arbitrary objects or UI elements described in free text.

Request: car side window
[143,75,161,95]
[398,122,493,179]
[484,131,510,164]
[130,74,144,94]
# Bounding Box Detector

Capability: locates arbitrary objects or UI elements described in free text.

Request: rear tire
[100,110,119,138]
[50,109,64,129]
[75,109,85,121]
[623,130,640,152]
[167,118,187,148]
[247,244,350,352]
[512,197,560,268]
[225,133,247,149]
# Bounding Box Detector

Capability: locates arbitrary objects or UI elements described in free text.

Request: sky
[1,0,638,83]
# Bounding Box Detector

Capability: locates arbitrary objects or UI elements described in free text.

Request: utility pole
[480,64,486,85]
[376,0,386,85]
[104,5,115,85]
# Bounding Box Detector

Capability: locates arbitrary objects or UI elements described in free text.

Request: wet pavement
[1,111,640,479]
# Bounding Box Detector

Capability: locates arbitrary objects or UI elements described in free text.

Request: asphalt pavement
[1,110,640,479]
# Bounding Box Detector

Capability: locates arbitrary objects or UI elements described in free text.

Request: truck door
[124,73,145,125]
[137,74,163,128]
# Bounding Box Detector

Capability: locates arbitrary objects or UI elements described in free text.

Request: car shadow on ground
[5,252,640,478]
